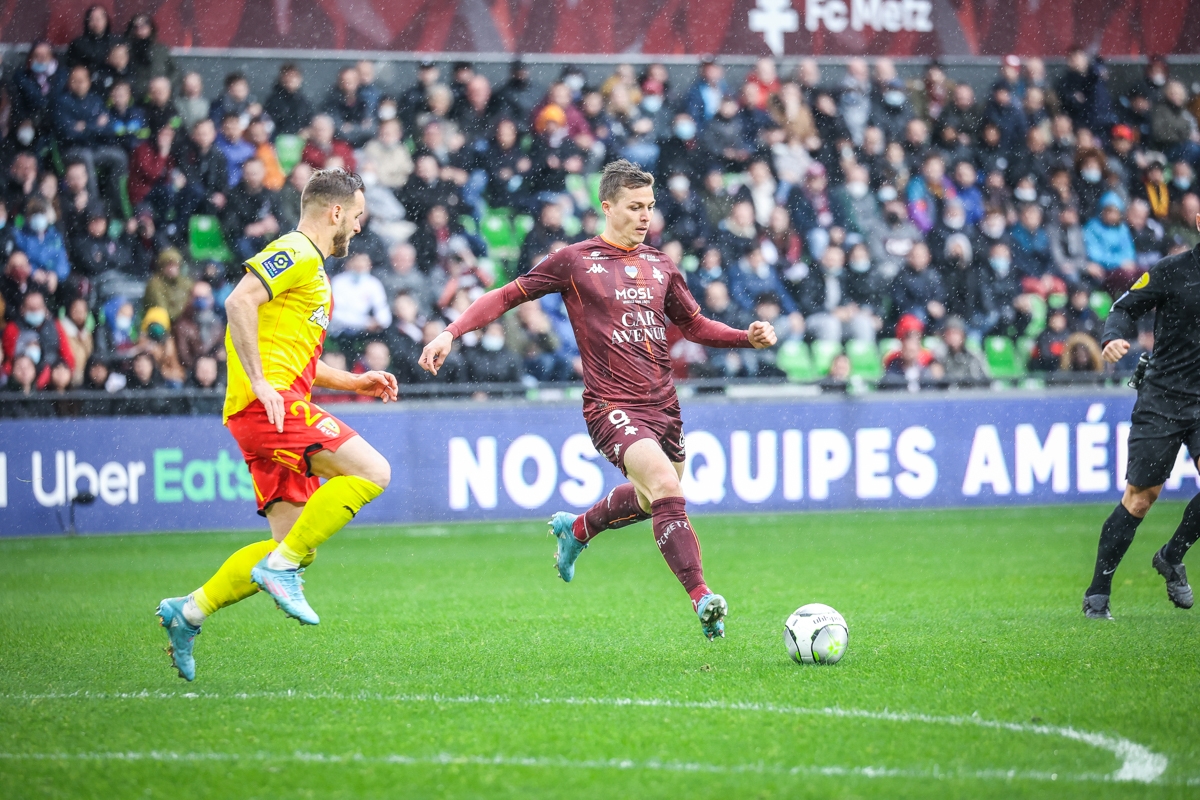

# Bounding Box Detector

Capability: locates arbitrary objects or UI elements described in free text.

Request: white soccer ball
[784,603,849,665]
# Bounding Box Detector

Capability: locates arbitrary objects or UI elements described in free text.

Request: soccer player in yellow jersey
[156,168,398,681]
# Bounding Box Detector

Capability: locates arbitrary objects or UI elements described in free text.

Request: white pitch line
[0,691,1169,784]
[0,750,1099,784]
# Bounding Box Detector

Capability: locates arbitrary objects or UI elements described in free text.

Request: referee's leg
[1086,483,1161,604]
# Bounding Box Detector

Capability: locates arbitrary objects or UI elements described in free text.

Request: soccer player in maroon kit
[419,160,776,639]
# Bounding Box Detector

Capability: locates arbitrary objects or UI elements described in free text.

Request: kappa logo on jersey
[624,265,639,278]
[639,253,660,262]
[309,306,330,330]
[616,287,654,302]
[1132,272,1150,290]
[652,267,664,284]
[261,250,296,278]
[587,264,608,274]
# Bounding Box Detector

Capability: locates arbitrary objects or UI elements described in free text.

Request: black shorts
[584,401,685,475]
[1126,391,1200,488]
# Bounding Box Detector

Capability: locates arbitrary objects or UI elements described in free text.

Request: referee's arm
[1101,268,1166,362]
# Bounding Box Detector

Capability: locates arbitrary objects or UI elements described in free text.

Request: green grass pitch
[2,503,1199,799]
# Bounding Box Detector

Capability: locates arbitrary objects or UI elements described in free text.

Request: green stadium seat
[275,135,304,174]
[565,173,586,198]
[810,340,842,376]
[1016,336,1035,359]
[513,214,534,246]
[845,339,882,379]
[561,215,581,237]
[586,173,602,210]
[1025,294,1047,337]
[879,337,901,357]
[1047,292,1068,309]
[458,214,478,237]
[189,215,232,263]
[776,339,815,382]
[480,210,517,262]
[984,336,1026,379]
[1091,291,1111,320]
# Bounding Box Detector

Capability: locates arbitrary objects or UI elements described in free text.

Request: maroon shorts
[226,391,359,515]
[584,401,685,475]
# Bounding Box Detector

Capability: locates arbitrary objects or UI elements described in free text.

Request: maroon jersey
[447,236,751,412]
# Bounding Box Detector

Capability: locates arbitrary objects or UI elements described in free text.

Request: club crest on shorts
[261,250,295,278]
[316,417,341,438]
[625,265,639,278]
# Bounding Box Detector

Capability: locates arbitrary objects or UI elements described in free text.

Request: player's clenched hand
[419,331,455,376]
[748,320,777,349]
[251,378,286,433]
[1102,338,1130,363]
[355,370,399,403]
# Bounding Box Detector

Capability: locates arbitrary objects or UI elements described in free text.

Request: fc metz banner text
[9,0,1200,56]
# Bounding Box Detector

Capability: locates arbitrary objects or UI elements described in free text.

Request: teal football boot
[250,558,320,625]
[156,597,200,681]
[549,511,587,582]
[696,593,727,640]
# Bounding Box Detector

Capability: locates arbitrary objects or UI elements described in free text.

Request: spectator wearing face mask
[463,321,523,387]
[173,281,225,372]
[14,198,69,286]
[656,112,703,186]
[12,42,66,135]
[797,245,881,343]
[938,316,989,386]
[940,233,992,340]
[983,242,1032,338]
[880,315,939,392]
[729,242,796,315]
[2,291,72,385]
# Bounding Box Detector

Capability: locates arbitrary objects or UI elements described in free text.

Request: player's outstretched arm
[419,282,527,375]
[314,359,399,402]
[225,274,285,432]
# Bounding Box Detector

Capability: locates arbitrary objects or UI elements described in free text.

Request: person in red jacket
[128,124,177,207]
[301,114,356,172]
[2,291,75,388]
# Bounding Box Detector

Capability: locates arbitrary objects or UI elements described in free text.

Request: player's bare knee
[1123,484,1161,517]
[647,472,683,503]
[360,454,391,490]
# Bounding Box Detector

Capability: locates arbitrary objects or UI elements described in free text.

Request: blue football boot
[549,511,587,582]
[156,597,200,681]
[250,557,320,625]
[696,593,727,640]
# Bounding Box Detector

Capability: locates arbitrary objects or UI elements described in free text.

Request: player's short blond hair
[301,168,364,214]
[599,159,654,203]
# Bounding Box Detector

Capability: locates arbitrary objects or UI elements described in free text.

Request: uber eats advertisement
[2,392,1191,537]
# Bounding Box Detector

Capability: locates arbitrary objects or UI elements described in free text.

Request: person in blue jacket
[53,64,128,214]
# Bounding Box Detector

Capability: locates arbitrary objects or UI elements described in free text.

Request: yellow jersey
[223,231,331,422]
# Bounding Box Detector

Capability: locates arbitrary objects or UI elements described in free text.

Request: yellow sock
[192,542,318,617]
[193,540,276,616]
[274,476,384,564]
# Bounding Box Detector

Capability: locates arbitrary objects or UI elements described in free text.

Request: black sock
[1163,492,1200,565]
[1087,503,1144,596]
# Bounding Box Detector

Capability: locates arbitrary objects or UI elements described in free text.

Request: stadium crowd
[0,6,1188,413]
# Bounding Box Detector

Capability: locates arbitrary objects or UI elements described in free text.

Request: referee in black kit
[1083,244,1200,619]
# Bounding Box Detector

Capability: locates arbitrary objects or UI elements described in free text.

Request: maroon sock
[650,496,707,596]
[572,483,650,543]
